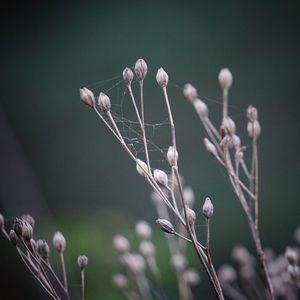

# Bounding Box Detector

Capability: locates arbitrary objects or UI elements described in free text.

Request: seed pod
[9,230,18,246]
[134,58,148,81]
[183,83,197,103]
[156,218,175,234]
[202,197,214,219]
[80,87,95,108]
[193,99,208,118]
[135,221,152,240]
[167,146,178,166]
[78,255,88,270]
[203,138,218,157]
[98,92,111,112]
[53,231,66,253]
[156,68,169,88]
[113,235,130,254]
[153,169,168,186]
[123,67,133,86]
[136,159,148,177]
[218,68,233,90]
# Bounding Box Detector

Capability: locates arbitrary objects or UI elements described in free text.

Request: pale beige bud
[185,206,196,226]
[183,83,197,103]
[80,87,95,108]
[112,273,128,290]
[171,253,186,271]
[167,146,178,166]
[22,214,35,228]
[98,92,111,112]
[221,117,236,135]
[184,269,200,286]
[22,222,33,241]
[156,218,175,234]
[247,105,258,121]
[53,231,66,253]
[134,58,148,81]
[156,68,168,88]
[135,221,152,240]
[123,253,145,274]
[113,235,130,254]
[202,197,214,219]
[78,255,88,270]
[235,149,244,163]
[193,99,208,118]
[247,120,261,139]
[218,68,233,90]
[232,245,254,265]
[139,241,155,257]
[153,169,168,186]
[218,264,237,284]
[36,239,50,259]
[285,247,298,265]
[183,186,195,207]
[204,138,218,157]
[123,67,133,86]
[136,159,149,177]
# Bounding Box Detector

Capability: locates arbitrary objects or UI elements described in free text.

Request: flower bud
[80,87,95,108]
[78,255,88,270]
[112,273,128,290]
[203,138,218,157]
[53,231,66,253]
[156,68,169,88]
[9,229,18,246]
[171,253,186,271]
[202,197,214,219]
[183,186,195,207]
[0,213,4,229]
[36,239,50,259]
[218,68,233,90]
[113,235,130,254]
[167,146,178,166]
[218,264,237,285]
[183,83,197,103]
[135,221,152,240]
[156,218,175,234]
[123,67,133,86]
[232,134,241,150]
[22,214,35,228]
[13,218,23,236]
[134,58,148,81]
[98,92,111,112]
[247,120,261,139]
[247,105,258,122]
[139,241,155,257]
[235,149,244,163]
[221,117,236,135]
[285,247,298,265]
[232,245,254,265]
[123,253,145,274]
[184,269,200,286]
[28,239,37,252]
[185,206,196,226]
[22,222,33,241]
[193,99,208,118]
[153,169,168,186]
[136,159,149,177]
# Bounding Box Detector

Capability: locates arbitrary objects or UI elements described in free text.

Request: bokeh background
[1,0,299,299]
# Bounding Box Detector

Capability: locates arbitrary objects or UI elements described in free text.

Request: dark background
[0,0,299,299]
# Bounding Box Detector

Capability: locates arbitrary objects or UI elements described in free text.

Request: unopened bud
[193,99,208,118]
[247,120,261,139]
[136,159,149,177]
[167,146,178,166]
[22,222,33,241]
[247,105,258,122]
[98,92,111,112]
[171,253,186,271]
[153,169,168,186]
[232,134,241,150]
[112,273,128,290]
[28,239,37,252]
[235,149,244,163]
[184,269,200,286]
[204,138,218,157]
[202,197,214,219]
[185,206,196,226]
[183,83,197,103]
[113,235,130,254]
[13,218,23,236]
[9,229,18,246]
[123,67,133,86]
[134,58,148,81]
[123,253,145,274]
[221,117,236,135]
[156,68,169,88]
[22,214,35,228]
[78,255,88,270]
[232,245,254,265]
[156,218,175,234]
[218,264,237,284]
[135,221,152,240]
[183,186,195,207]
[80,87,94,108]
[285,247,298,265]
[36,239,50,259]
[139,241,155,257]
[0,213,4,229]
[53,231,66,253]
[218,68,233,90]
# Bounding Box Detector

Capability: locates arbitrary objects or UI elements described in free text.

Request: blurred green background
[0,0,299,299]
